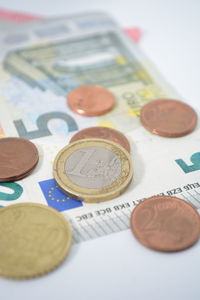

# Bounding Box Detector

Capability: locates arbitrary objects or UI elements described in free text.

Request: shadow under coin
[125,139,145,193]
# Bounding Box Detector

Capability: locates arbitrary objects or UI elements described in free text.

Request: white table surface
[0,1,200,300]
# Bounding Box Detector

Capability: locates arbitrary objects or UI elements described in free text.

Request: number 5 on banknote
[175,152,200,173]
[0,182,23,207]
[13,111,78,140]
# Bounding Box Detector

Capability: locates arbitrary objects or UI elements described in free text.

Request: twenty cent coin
[0,137,39,182]
[131,196,200,252]
[69,127,131,153]
[0,203,72,279]
[53,138,133,203]
[140,99,197,137]
[67,85,115,116]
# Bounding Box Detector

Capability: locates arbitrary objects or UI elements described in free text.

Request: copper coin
[140,99,197,137]
[69,127,131,153]
[0,137,39,182]
[67,85,115,116]
[1,163,38,182]
[131,195,200,252]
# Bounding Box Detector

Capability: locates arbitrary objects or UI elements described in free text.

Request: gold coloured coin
[53,138,133,203]
[0,203,72,279]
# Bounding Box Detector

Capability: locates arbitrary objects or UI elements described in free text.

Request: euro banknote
[0,12,199,243]
[0,12,178,135]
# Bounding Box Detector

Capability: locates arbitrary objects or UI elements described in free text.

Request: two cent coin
[67,85,115,116]
[0,203,72,279]
[0,137,39,181]
[53,138,133,203]
[131,195,200,252]
[140,99,197,137]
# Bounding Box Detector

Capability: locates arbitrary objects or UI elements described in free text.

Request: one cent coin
[67,85,115,116]
[0,203,72,279]
[53,138,133,203]
[69,127,131,153]
[131,196,200,252]
[140,99,197,137]
[0,137,39,182]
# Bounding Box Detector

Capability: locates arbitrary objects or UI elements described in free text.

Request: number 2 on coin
[139,207,157,231]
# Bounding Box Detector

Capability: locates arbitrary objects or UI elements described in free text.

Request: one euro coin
[53,139,133,203]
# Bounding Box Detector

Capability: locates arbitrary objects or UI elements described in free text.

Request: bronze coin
[1,163,38,182]
[131,196,200,252]
[0,203,72,279]
[140,99,197,137]
[0,137,39,182]
[69,127,131,153]
[67,85,115,116]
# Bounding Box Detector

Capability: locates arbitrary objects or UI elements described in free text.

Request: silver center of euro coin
[65,146,121,189]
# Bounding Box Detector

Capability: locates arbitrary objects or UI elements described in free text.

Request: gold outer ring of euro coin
[0,203,72,279]
[53,138,133,203]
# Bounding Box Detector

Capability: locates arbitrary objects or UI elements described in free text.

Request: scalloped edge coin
[0,203,72,279]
